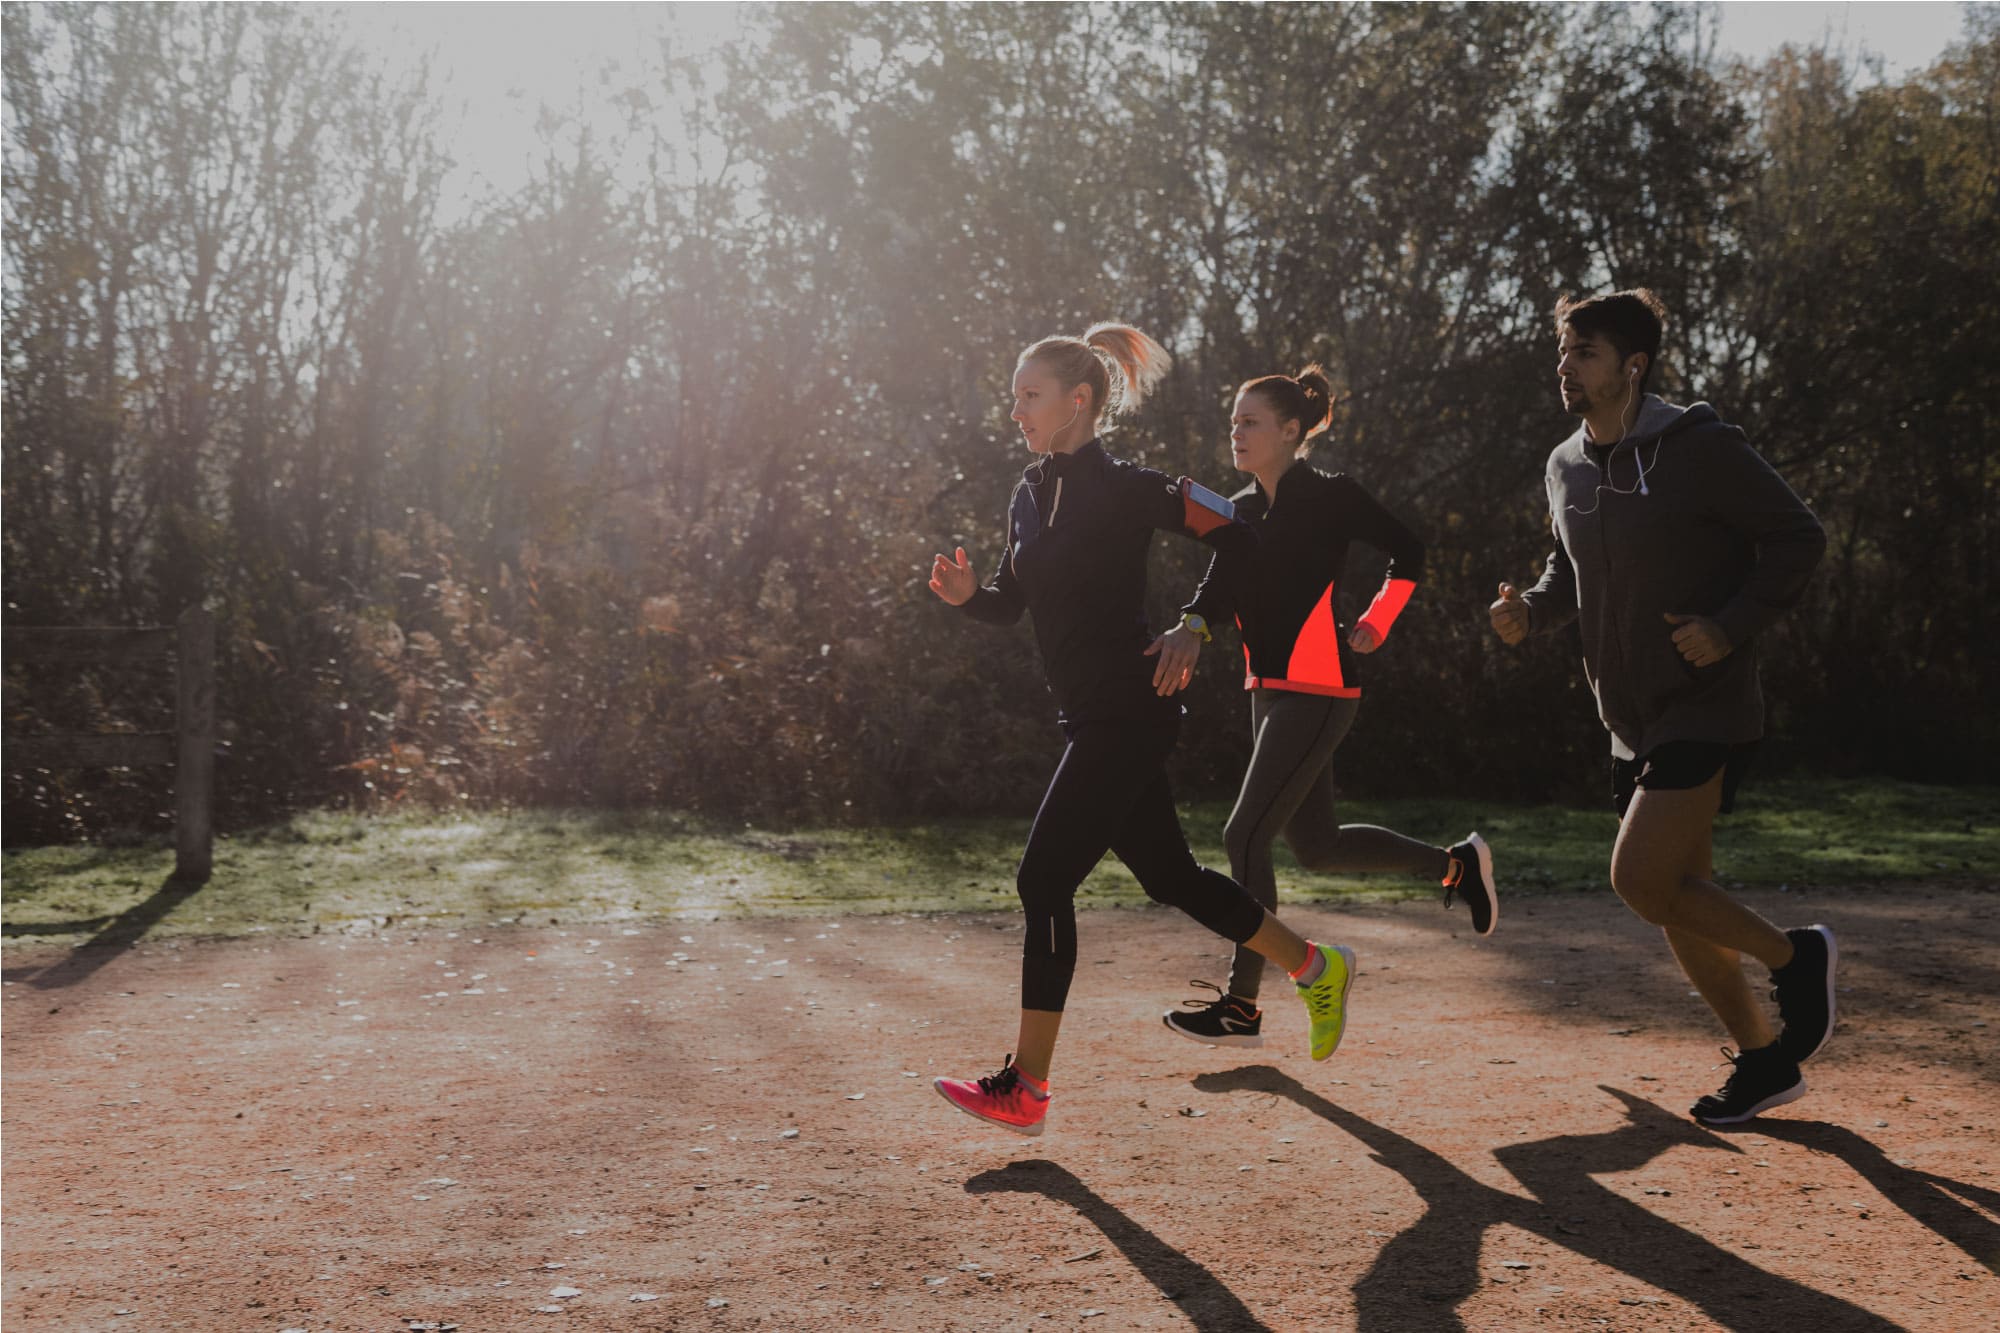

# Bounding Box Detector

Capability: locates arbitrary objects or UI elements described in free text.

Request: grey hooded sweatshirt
[1520,395,1826,760]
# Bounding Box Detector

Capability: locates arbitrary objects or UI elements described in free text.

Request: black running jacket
[959,439,1241,724]
[1182,459,1424,697]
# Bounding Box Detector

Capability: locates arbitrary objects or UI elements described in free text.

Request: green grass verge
[3,778,1992,948]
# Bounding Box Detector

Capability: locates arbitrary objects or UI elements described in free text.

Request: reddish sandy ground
[4,883,1996,1331]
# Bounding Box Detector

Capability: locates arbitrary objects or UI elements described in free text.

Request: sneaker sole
[1691,1075,1808,1127]
[1309,945,1357,1061]
[1793,925,1837,1064]
[1161,1012,1265,1049]
[933,1079,1046,1136]
[1466,832,1498,937]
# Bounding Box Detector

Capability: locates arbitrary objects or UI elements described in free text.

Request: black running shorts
[1611,740,1758,820]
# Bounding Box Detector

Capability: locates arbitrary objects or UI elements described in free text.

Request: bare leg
[1611,775,1793,970]
[1666,930,1776,1051]
[1240,910,1310,977]
[1664,826,1775,1048]
[1012,1009,1064,1084]
[1613,774,1786,1047]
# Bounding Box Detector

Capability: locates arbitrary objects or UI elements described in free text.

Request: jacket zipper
[1591,444,1627,734]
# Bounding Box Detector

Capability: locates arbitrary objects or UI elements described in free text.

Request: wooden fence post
[4,611,216,879]
[174,607,216,882]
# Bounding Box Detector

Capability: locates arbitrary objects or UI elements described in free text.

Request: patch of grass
[4,778,1992,948]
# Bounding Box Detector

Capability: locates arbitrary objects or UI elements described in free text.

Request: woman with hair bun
[1155,365,1501,1050]
[927,325,1358,1136]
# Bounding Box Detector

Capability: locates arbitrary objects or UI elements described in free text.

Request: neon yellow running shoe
[1295,943,1355,1060]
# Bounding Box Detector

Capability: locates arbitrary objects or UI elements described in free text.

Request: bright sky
[1712,1,1972,76]
[329,1,1976,214]
[326,2,751,213]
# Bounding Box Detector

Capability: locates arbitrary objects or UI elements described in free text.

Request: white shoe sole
[1161,1011,1265,1048]
[933,1078,1045,1136]
[1466,832,1498,937]
[1693,1075,1808,1126]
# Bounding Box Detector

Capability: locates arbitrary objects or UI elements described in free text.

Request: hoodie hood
[1563,395,1720,454]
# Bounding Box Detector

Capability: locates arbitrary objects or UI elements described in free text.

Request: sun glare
[318,2,1972,223]
[326,1,751,218]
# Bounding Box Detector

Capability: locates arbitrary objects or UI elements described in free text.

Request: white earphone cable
[1565,370,1666,516]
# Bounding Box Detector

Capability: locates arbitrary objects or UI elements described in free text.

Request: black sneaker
[1443,833,1498,937]
[1691,1044,1807,1126]
[1162,980,1264,1048]
[1770,924,1837,1065]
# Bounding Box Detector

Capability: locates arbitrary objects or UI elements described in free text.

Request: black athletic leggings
[1017,714,1267,1012]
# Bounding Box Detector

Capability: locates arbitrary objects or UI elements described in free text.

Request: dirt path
[4,884,1996,1331]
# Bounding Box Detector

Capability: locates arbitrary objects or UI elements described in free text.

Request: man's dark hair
[1554,288,1668,393]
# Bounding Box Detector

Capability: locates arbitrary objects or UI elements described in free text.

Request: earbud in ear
[1628,365,1639,379]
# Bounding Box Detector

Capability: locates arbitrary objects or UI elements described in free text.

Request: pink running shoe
[933,1055,1049,1136]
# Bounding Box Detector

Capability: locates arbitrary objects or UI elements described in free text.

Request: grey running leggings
[1223,690,1449,1000]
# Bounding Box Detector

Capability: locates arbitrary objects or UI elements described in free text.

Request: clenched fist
[1489,582,1529,646]
[1664,612,1732,668]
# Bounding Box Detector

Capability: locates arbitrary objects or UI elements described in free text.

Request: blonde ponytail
[1020,323,1172,426]
[1081,323,1171,416]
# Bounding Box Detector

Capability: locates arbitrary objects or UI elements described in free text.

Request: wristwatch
[1179,612,1212,644]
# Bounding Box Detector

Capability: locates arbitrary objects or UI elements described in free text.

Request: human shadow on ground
[1194,1066,1901,1333]
[1756,1118,2000,1274]
[2,873,204,990]
[963,1158,1272,1332]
